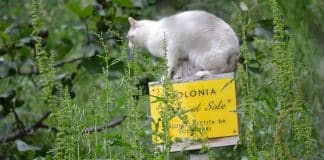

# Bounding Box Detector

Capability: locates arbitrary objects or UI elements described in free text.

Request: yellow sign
[149,77,238,143]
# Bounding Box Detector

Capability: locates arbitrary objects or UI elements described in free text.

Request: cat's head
[127,17,149,49]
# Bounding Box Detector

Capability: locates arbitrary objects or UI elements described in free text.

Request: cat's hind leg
[193,50,236,78]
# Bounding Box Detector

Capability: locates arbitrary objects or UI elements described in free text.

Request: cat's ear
[128,17,138,28]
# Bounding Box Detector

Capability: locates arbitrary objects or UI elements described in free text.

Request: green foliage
[52,87,77,159]
[237,10,258,160]
[0,0,323,159]
[124,51,146,159]
[32,0,56,108]
[270,1,313,159]
[112,0,135,8]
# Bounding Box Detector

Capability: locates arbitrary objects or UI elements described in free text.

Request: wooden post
[173,60,203,80]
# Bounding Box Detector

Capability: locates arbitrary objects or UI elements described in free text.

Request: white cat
[127,10,239,78]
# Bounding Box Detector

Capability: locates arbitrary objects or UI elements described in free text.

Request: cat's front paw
[195,71,212,79]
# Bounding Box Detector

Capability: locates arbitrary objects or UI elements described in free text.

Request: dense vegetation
[0,0,323,159]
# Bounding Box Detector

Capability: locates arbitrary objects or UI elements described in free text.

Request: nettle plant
[237,0,313,160]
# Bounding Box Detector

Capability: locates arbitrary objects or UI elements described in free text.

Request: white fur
[128,10,239,78]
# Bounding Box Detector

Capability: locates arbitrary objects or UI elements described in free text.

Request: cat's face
[127,17,144,48]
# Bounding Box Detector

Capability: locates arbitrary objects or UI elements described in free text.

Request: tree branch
[54,57,83,68]
[11,106,26,132]
[82,116,127,134]
[0,57,84,79]
[0,111,52,143]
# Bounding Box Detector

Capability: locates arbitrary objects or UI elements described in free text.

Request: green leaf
[112,0,134,8]
[83,43,100,57]
[0,31,11,42]
[0,20,10,31]
[66,1,82,17]
[80,5,94,19]
[66,1,93,19]
[55,38,73,60]
[112,16,128,25]
[82,55,104,74]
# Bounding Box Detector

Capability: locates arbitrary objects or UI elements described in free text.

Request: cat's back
[163,10,214,21]
[155,10,238,51]
[159,10,222,30]
[158,10,235,40]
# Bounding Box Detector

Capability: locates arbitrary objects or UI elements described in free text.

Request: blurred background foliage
[0,0,323,159]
